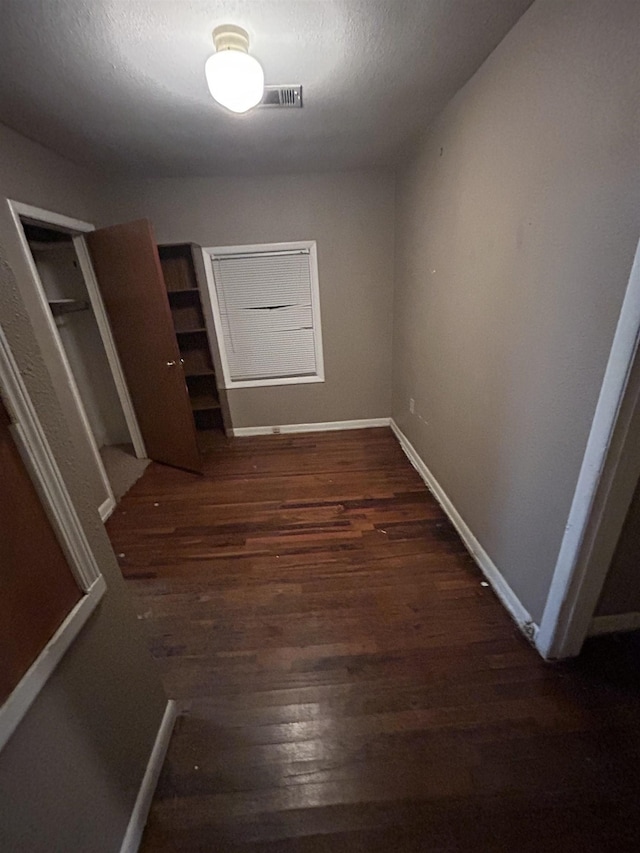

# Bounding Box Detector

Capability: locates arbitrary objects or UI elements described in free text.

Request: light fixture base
[212,24,250,53]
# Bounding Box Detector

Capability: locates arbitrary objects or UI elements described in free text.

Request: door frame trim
[6,201,146,506]
[0,321,106,751]
[7,200,114,517]
[537,235,640,658]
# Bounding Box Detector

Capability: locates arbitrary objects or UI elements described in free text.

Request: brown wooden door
[0,399,82,703]
[86,220,201,473]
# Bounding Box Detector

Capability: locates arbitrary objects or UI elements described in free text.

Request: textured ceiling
[0,0,534,176]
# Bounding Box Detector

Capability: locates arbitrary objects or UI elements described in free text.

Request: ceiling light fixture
[205,25,264,114]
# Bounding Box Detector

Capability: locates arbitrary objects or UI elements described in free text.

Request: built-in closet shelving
[48,298,90,317]
[158,244,229,434]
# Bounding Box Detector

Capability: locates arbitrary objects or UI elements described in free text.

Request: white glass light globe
[205,50,264,114]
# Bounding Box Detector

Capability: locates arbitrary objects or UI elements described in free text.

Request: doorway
[9,203,149,515]
[536,234,640,658]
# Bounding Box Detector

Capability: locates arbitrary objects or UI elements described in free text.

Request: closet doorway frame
[7,200,146,521]
[536,234,640,658]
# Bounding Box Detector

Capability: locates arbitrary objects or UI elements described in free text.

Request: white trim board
[389,420,537,643]
[119,700,177,853]
[589,612,640,637]
[7,201,96,235]
[0,578,106,752]
[0,324,103,592]
[231,418,391,437]
[0,321,106,751]
[99,496,116,522]
[536,235,640,659]
[6,199,116,515]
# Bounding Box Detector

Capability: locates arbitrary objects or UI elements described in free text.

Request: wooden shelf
[31,241,72,253]
[179,349,212,373]
[158,245,199,291]
[193,407,223,431]
[186,369,216,378]
[190,394,221,412]
[159,241,229,435]
[49,299,90,317]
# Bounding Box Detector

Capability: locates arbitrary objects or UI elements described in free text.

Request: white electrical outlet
[409,398,415,414]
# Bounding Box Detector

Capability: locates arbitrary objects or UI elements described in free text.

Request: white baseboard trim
[231,418,391,437]
[119,699,178,853]
[589,612,640,637]
[99,495,116,522]
[390,419,538,643]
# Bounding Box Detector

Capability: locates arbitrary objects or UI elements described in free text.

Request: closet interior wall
[24,224,147,500]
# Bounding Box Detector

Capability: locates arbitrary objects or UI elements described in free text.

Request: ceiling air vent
[260,85,303,108]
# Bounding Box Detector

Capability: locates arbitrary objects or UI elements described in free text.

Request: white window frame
[201,241,325,389]
[0,322,106,752]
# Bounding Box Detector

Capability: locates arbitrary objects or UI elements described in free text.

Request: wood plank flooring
[106,428,640,852]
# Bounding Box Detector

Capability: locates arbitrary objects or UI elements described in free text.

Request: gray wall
[0,123,166,853]
[101,170,395,428]
[392,0,640,623]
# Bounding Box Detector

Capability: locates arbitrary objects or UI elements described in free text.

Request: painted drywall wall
[597,476,640,617]
[0,123,167,853]
[392,0,640,624]
[31,243,130,448]
[100,170,395,428]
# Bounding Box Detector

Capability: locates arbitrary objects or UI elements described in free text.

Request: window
[203,241,324,388]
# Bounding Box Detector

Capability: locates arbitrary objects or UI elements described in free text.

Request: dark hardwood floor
[106,428,640,852]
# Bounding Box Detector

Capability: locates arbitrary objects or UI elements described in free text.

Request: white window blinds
[210,246,322,384]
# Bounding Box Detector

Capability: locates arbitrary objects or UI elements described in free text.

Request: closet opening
[21,220,149,505]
